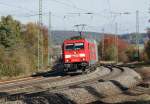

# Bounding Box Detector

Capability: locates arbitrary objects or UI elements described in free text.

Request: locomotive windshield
[65,43,74,50]
[65,43,84,50]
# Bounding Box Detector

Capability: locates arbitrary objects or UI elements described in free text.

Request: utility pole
[110,12,130,63]
[39,0,43,69]
[38,0,42,70]
[102,28,105,61]
[48,12,52,66]
[115,22,118,63]
[136,10,140,61]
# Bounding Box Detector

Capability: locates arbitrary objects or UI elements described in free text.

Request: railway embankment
[0,65,146,104]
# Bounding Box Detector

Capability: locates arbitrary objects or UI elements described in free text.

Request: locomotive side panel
[87,39,98,65]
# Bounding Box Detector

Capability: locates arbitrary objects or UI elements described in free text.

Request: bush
[0,63,23,78]
[104,45,117,61]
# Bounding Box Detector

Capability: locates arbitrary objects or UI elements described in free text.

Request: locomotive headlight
[79,53,85,57]
[65,55,71,58]
[82,58,85,61]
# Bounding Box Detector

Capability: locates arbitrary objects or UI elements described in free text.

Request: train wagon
[62,38,98,72]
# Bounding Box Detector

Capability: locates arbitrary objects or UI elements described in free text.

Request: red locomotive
[62,37,98,72]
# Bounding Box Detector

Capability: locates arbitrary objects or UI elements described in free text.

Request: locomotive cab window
[74,43,84,50]
[65,43,84,50]
[65,43,74,50]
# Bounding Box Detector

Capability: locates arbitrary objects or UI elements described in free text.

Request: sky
[0,0,150,34]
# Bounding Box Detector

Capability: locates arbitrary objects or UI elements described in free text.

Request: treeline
[98,34,150,63]
[0,15,49,79]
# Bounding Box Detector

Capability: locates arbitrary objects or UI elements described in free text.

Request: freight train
[62,37,98,72]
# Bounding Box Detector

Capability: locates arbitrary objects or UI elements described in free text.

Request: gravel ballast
[49,67,142,104]
[0,66,143,104]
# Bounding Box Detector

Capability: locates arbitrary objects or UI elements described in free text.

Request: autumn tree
[105,44,117,61]
[0,15,21,48]
[0,16,25,77]
[0,16,50,78]
[145,40,150,62]
[147,28,150,39]
[98,34,129,62]
[22,23,39,55]
[98,42,116,61]
[125,45,136,62]
[22,23,49,67]
[143,28,150,62]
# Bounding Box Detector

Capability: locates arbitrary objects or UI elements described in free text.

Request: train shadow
[0,92,8,96]
[1,85,104,104]
[23,92,76,104]
[31,63,66,77]
[2,89,149,104]
[31,63,82,78]
[0,92,9,99]
[109,80,129,91]
[83,86,105,98]
[2,92,76,104]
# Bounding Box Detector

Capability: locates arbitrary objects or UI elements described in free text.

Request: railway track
[0,72,71,93]
[0,65,123,92]
[0,66,109,94]
[0,64,143,104]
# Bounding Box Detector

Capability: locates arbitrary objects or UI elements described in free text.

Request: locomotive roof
[63,38,96,44]
[64,39,85,43]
